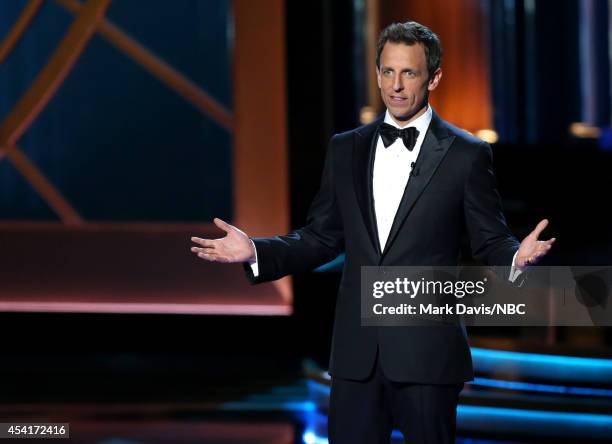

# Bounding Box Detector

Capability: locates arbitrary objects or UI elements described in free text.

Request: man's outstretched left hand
[515,219,556,269]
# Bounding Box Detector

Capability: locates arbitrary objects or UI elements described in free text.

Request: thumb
[531,219,549,239]
[213,217,234,234]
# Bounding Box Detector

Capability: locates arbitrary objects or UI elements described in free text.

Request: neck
[389,103,429,128]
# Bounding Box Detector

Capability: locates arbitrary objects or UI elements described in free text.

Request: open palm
[191,218,255,263]
[515,219,556,268]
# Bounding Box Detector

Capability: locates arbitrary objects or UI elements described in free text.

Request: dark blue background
[0,0,232,221]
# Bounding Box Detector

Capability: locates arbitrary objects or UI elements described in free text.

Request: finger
[539,239,556,250]
[536,242,551,251]
[191,246,215,254]
[197,251,220,261]
[199,252,233,263]
[191,236,216,247]
[534,248,550,260]
[213,217,234,234]
[531,245,550,257]
[525,250,544,264]
[530,219,549,239]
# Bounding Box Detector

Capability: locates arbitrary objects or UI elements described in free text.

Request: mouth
[389,96,407,103]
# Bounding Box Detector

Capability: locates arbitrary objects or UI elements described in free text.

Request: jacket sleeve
[463,142,520,266]
[244,135,345,284]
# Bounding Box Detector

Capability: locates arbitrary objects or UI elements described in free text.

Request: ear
[428,68,442,91]
[376,67,382,89]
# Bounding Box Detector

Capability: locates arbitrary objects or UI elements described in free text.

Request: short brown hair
[376,21,442,78]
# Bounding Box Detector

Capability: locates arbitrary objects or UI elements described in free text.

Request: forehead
[379,42,427,68]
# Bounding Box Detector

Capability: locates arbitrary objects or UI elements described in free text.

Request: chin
[390,111,412,122]
[385,104,408,117]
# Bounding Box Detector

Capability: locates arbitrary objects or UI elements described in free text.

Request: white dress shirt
[373,107,432,251]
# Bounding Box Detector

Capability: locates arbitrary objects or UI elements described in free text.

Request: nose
[392,74,403,92]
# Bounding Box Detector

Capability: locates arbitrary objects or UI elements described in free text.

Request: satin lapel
[353,117,383,256]
[381,113,455,258]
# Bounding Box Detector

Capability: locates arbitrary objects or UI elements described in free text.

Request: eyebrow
[381,66,418,73]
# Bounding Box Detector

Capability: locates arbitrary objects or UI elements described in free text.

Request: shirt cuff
[248,239,259,277]
[508,250,523,283]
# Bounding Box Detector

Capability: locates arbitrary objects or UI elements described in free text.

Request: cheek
[407,85,426,100]
[381,77,395,88]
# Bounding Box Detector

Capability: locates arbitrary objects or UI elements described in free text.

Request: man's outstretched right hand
[190,218,256,263]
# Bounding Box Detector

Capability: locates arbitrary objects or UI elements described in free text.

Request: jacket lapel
[381,112,455,258]
[353,116,383,256]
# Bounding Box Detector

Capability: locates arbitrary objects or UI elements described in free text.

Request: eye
[382,69,392,75]
[404,71,416,78]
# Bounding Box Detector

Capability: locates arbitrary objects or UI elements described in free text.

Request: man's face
[376,42,442,125]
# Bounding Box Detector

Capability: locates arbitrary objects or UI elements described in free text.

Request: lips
[389,96,407,103]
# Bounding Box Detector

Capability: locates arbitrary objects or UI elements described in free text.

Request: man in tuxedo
[191,21,555,444]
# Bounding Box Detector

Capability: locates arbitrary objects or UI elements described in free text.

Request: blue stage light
[459,404,612,423]
[314,254,345,272]
[458,405,612,439]
[472,376,612,397]
[471,347,612,383]
[302,430,519,444]
[302,430,321,444]
[221,400,317,412]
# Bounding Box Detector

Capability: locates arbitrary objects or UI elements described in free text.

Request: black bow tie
[378,122,419,150]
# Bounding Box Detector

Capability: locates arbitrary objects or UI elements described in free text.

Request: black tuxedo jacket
[246,111,519,383]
